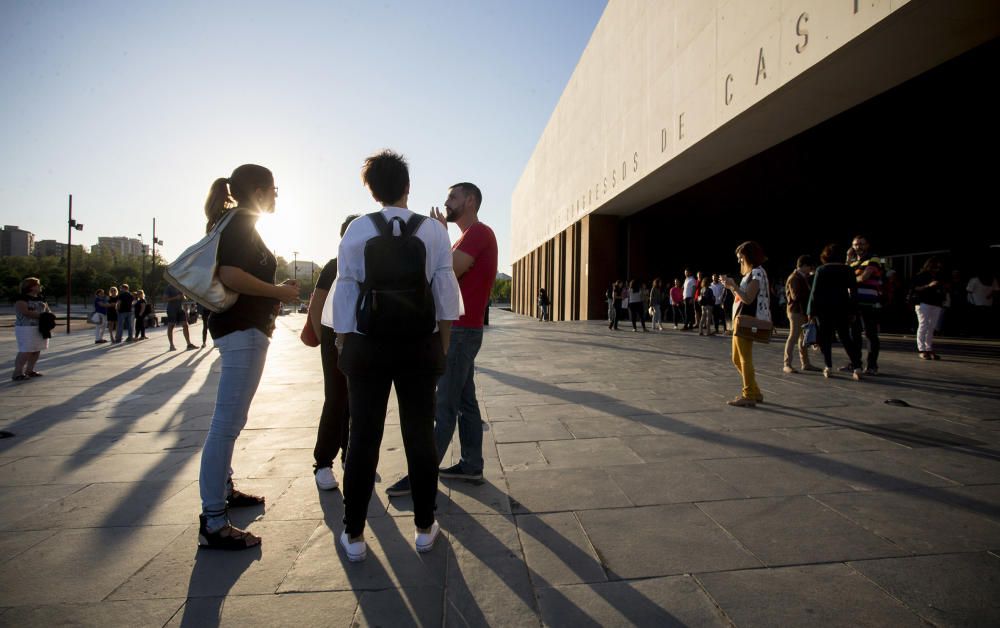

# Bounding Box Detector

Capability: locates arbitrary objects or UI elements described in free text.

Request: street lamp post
[293,251,299,282]
[138,233,146,291]
[66,194,84,334]
[150,218,163,313]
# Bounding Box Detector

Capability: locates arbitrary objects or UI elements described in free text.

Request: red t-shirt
[453,222,498,329]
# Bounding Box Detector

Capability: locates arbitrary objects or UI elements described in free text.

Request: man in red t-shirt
[387,182,498,496]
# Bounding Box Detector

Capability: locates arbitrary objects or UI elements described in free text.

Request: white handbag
[164,210,241,313]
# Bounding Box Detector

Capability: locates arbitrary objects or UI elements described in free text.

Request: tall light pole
[66,194,84,334]
[138,233,146,291]
[293,251,299,282]
[150,218,163,310]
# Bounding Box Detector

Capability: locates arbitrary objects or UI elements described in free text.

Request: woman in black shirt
[912,256,947,360]
[197,164,300,550]
[807,243,863,380]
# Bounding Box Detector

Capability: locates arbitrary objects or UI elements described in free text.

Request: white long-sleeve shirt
[321,207,463,333]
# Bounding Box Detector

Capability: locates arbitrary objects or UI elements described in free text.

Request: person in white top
[682,269,697,330]
[967,272,998,336]
[323,150,461,562]
[711,274,727,333]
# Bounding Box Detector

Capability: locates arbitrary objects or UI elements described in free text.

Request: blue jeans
[116,312,133,341]
[199,328,269,527]
[433,327,484,474]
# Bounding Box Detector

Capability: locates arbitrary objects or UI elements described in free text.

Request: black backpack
[356,212,436,338]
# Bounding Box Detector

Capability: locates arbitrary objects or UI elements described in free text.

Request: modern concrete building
[94,236,144,258]
[34,239,67,258]
[511,0,1000,321]
[0,225,34,257]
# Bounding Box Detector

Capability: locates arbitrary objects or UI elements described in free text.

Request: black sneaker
[838,364,854,373]
[386,476,411,497]
[439,463,483,481]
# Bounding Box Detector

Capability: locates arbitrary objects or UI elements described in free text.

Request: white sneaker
[315,467,338,491]
[415,521,440,553]
[340,531,366,562]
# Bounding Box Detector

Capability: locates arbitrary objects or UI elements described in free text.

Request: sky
[0,0,608,274]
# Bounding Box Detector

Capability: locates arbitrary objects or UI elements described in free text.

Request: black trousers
[608,303,619,329]
[314,326,350,469]
[338,332,445,537]
[683,298,695,328]
[816,313,862,369]
[628,302,646,330]
[135,313,146,338]
[852,307,880,370]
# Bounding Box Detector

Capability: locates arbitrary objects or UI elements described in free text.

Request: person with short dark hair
[850,235,884,374]
[628,279,646,332]
[133,289,148,340]
[784,255,819,373]
[682,268,697,330]
[724,242,771,406]
[106,286,119,343]
[912,256,947,360]
[698,277,715,335]
[669,278,684,329]
[164,284,197,351]
[537,288,549,321]
[12,277,49,381]
[116,284,135,343]
[808,244,863,380]
[326,150,461,562]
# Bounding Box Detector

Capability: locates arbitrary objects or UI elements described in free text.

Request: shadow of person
[176,544,262,628]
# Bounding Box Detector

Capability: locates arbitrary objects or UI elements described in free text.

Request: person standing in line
[197,164,299,550]
[669,278,685,329]
[12,277,49,381]
[649,278,665,331]
[93,289,109,344]
[724,242,771,407]
[606,281,621,330]
[627,279,647,332]
[308,214,359,491]
[387,180,497,493]
[711,275,726,334]
[199,304,211,348]
[807,244,863,380]
[849,235,884,374]
[682,268,697,330]
[134,290,148,340]
[115,284,135,343]
[106,286,119,343]
[537,288,549,321]
[967,270,998,336]
[912,256,947,360]
[328,151,461,561]
[698,277,715,335]
[783,256,819,374]
[164,284,197,351]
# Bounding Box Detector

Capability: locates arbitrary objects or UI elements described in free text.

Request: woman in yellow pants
[724,241,771,407]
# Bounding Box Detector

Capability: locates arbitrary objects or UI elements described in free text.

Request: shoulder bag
[164,210,241,313]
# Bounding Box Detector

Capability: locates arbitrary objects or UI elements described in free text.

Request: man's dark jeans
[433,327,485,474]
[313,326,349,469]
[853,307,881,370]
[339,332,445,537]
[683,298,695,328]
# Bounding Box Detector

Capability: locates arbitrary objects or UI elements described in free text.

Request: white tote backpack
[163,210,241,313]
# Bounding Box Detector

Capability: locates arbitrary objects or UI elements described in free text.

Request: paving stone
[442,513,537,627]
[0,529,57,565]
[537,575,730,627]
[538,438,643,469]
[496,442,549,472]
[354,587,443,627]
[1,599,184,628]
[772,426,908,453]
[561,416,655,438]
[605,460,744,505]
[0,525,187,605]
[815,489,1000,553]
[849,552,1000,627]
[0,484,86,528]
[0,452,196,486]
[515,512,606,587]
[507,468,632,513]
[698,496,908,565]
[578,504,761,579]
[491,420,573,443]
[166,592,358,628]
[698,563,927,627]
[697,456,855,497]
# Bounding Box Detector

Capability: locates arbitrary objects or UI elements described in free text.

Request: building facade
[0,225,35,257]
[95,236,144,258]
[511,0,1000,321]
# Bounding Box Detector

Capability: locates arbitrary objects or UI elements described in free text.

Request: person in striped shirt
[849,235,884,375]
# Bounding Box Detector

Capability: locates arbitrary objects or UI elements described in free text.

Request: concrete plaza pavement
[1,310,998,626]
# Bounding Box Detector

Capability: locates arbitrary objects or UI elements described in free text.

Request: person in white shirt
[682,269,697,330]
[711,275,727,333]
[323,150,461,562]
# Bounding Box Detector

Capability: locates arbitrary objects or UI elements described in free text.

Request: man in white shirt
[711,274,727,333]
[682,268,697,330]
[323,150,462,561]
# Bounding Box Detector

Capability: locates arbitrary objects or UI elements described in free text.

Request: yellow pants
[731,334,760,400]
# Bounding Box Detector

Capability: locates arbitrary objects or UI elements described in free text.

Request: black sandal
[227,487,265,508]
[27,371,42,378]
[198,515,261,550]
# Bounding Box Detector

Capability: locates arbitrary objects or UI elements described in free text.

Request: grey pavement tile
[265,475,387,523]
[0,484,86,528]
[621,432,753,463]
[241,427,321,450]
[515,512,606,587]
[697,456,856,498]
[0,452,196,486]
[166,592,358,628]
[849,552,1000,627]
[698,563,928,628]
[355,587,443,628]
[507,468,631,514]
[815,489,1000,553]
[538,437,643,469]
[932,484,1000,523]
[605,460,744,506]
[0,525,187,606]
[808,450,961,492]
[0,529,57,565]
[0,480,191,531]
[277,516,447,593]
[444,471,512,516]
[442,513,538,627]
[698,496,907,566]
[496,442,549,472]
[772,426,908,453]
[537,575,730,628]
[247,448,319,479]
[1,599,185,628]
[483,405,523,422]
[491,420,572,443]
[903,447,1000,485]
[578,504,761,579]
[518,403,611,422]
[561,415,655,438]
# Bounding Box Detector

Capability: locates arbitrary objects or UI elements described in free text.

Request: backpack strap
[368,212,393,237]
[402,214,427,238]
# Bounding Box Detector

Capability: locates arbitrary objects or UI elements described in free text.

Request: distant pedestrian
[107,286,119,343]
[967,270,998,336]
[808,244,863,380]
[197,163,300,550]
[199,304,211,348]
[134,290,148,340]
[912,256,947,360]
[115,284,135,343]
[164,284,197,351]
[537,288,549,321]
[649,278,665,331]
[606,281,621,330]
[682,268,697,330]
[724,242,770,407]
[669,279,685,329]
[698,277,715,335]
[93,289,109,344]
[711,275,726,333]
[628,279,646,332]
[783,255,819,374]
[12,277,49,381]
[849,235,884,374]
